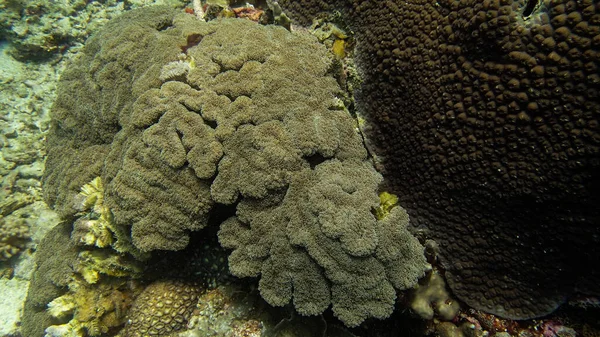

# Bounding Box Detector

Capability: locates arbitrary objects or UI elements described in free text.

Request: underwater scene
[0,0,598,336]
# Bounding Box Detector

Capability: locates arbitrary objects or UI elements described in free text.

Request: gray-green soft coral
[43,7,428,327]
[219,162,426,326]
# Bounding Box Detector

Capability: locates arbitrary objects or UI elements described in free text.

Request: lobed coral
[278,0,600,320]
[42,7,429,328]
[42,6,186,219]
[0,216,30,261]
[220,176,427,326]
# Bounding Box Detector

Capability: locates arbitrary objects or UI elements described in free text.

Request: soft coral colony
[31,5,429,336]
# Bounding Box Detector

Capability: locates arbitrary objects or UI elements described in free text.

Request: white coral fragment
[160,60,193,82]
[44,320,85,337]
[47,294,76,319]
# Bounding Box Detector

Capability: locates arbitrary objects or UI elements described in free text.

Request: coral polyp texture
[117,280,202,337]
[278,0,600,320]
[42,6,428,327]
[219,163,427,326]
[43,6,185,219]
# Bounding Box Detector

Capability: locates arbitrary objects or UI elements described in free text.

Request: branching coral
[45,277,137,337]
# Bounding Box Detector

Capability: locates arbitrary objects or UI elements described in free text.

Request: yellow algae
[332,39,346,59]
[374,191,399,220]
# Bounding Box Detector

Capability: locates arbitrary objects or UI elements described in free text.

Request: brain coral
[117,280,202,337]
[43,7,428,327]
[277,0,600,319]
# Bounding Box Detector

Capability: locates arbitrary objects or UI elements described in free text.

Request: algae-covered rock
[0,0,187,61]
[0,216,30,261]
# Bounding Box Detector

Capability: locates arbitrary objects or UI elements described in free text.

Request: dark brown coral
[278,0,600,319]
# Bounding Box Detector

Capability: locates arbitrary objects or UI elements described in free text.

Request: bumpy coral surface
[278,0,600,319]
[0,216,30,261]
[46,277,136,337]
[43,7,428,327]
[118,279,202,337]
[410,271,460,321]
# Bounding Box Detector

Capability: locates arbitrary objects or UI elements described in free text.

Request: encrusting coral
[0,216,30,261]
[410,271,460,321]
[41,6,429,328]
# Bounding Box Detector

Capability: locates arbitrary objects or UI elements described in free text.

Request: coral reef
[21,222,80,337]
[184,284,265,337]
[0,40,59,269]
[0,48,63,330]
[72,177,147,261]
[105,80,216,251]
[42,5,186,219]
[277,0,600,320]
[73,250,143,285]
[117,279,202,337]
[40,176,148,336]
[42,7,428,328]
